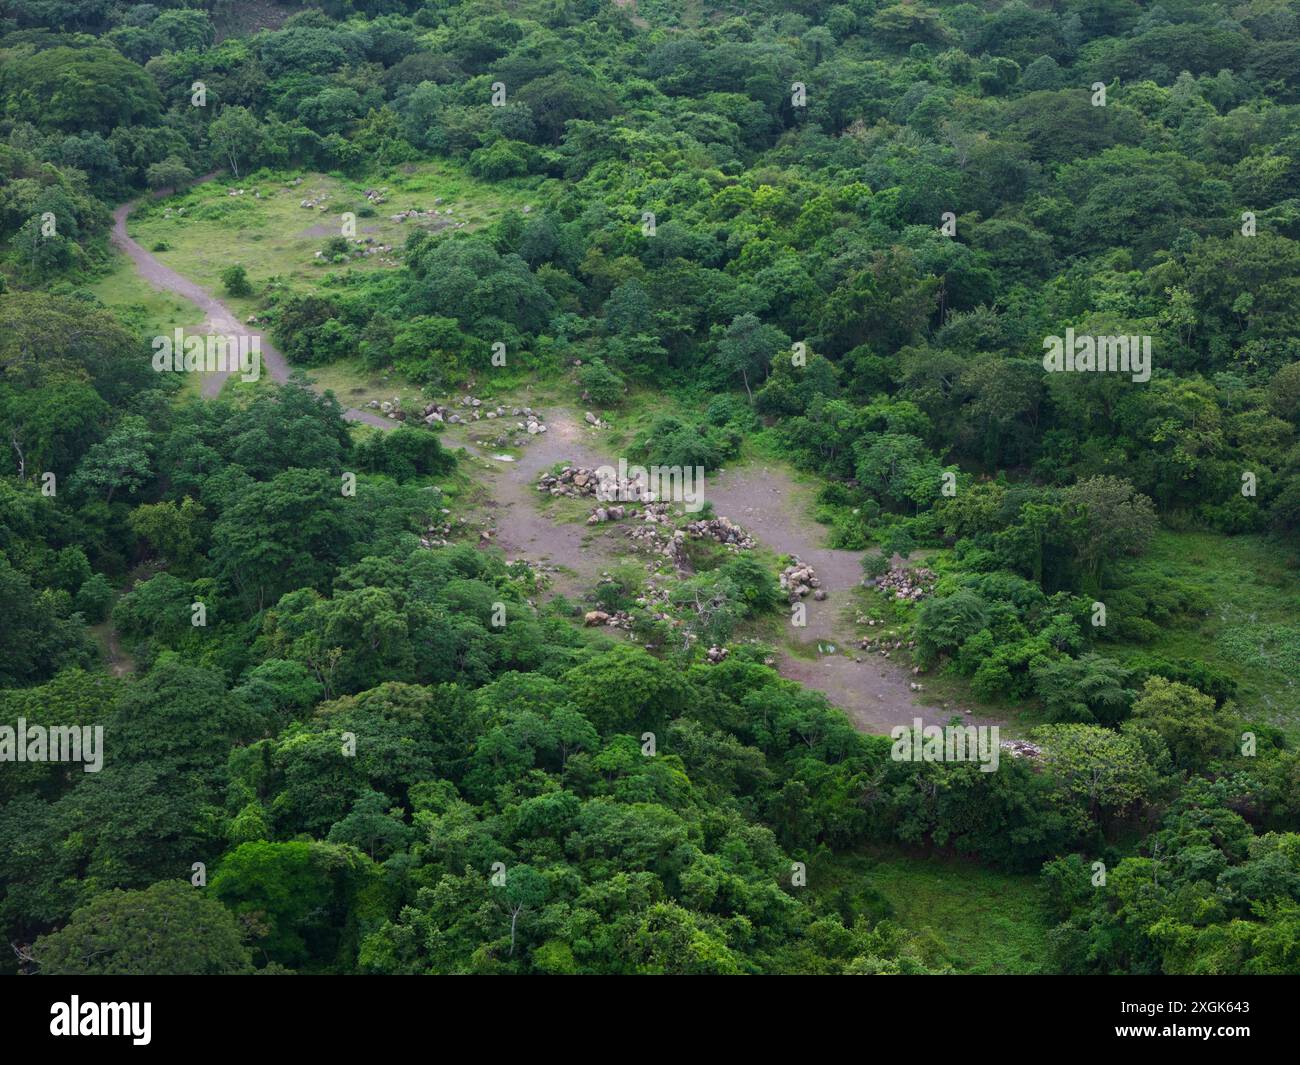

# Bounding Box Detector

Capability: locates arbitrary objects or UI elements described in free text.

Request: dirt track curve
[112,194,1000,734]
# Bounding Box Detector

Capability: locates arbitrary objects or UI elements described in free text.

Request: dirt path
[444,410,630,598]
[114,196,995,735]
[708,463,1002,732]
[111,196,389,429]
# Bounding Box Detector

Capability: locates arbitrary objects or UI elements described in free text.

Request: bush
[321,235,351,261]
[579,358,624,406]
[74,572,115,623]
[221,264,252,297]
[916,591,990,662]
[861,553,890,580]
[354,425,455,481]
[633,415,741,470]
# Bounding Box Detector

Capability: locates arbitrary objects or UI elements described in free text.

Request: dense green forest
[2,0,1300,976]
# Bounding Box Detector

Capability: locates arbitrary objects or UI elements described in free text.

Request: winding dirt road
[112,194,997,734]
[111,196,389,428]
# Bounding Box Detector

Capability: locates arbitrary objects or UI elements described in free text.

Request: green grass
[815,846,1051,974]
[305,362,430,416]
[108,159,538,410]
[82,256,209,400]
[125,162,534,316]
[1107,530,1300,733]
[83,258,201,334]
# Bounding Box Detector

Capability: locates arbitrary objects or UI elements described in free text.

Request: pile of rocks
[873,565,937,601]
[299,195,329,210]
[364,188,387,205]
[639,502,672,523]
[418,402,454,425]
[705,645,729,664]
[1000,739,1042,759]
[583,609,632,629]
[419,518,455,548]
[780,557,823,602]
[389,207,443,223]
[587,504,628,524]
[685,515,754,550]
[537,466,602,498]
[634,582,673,611]
[625,521,688,568]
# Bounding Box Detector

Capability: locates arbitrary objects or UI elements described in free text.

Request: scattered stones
[857,633,918,655]
[389,206,449,225]
[1001,739,1042,759]
[583,608,633,629]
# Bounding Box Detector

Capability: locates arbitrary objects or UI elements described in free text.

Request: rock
[583,611,610,626]
[585,411,598,425]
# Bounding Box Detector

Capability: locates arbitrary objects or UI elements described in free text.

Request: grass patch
[1105,530,1300,732]
[814,846,1050,974]
[81,257,209,400]
[125,162,534,316]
